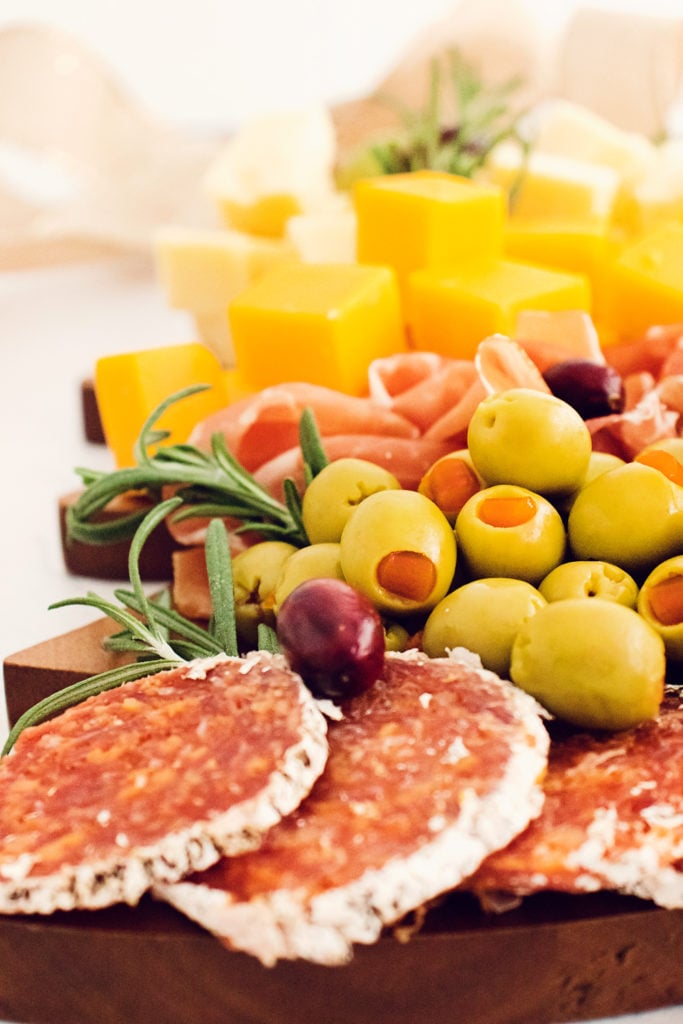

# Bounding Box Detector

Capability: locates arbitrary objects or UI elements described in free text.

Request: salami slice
[469,688,683,909]
[0,652,328,915]
[155,650,549,966]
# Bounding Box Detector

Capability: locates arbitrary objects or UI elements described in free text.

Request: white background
[0,0,681,130]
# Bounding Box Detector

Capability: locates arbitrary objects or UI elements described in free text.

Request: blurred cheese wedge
[407,260,591,360]
[228,262,407,395]
[532,101,658,183]
[631,139,683,236]
[154,226,295,365]
[485,141,620,223]
[530,99,659,236]
[554,8,683,139]
[203,107,338,238]
[285,197,357,264]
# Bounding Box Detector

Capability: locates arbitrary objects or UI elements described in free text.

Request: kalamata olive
[276,578,385,701]
[542,359,625,420]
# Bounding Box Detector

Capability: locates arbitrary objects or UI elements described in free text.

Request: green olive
[339,489,456,615]
[273,542,344,613]
[638,437,683,461]
[384,622,412,652]
[467,388,592,496]
[418,449,484,524]
[510,599,665,730]
[422,578,546,677]
[559,451,626,514]
[567,462,683,578]
[455,484,566,585]
[638,555,683,661]
[539,560,638,608]
[232,541,298,648]
[302,458,401,544]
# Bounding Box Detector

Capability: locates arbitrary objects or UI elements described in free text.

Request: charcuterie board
[3,620,683,1024]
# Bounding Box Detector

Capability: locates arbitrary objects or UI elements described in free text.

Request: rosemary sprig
[352,48,527,181]
[3,499,247,755]
[67,385,329,549]
[2,388,331,753]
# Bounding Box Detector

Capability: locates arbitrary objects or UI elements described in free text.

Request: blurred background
[1,0,682,131]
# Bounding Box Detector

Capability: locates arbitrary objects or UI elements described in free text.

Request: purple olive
[276,578,385,700]
[542,359,625,420]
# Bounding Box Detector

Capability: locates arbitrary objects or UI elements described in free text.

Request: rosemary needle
[4,400,331,753]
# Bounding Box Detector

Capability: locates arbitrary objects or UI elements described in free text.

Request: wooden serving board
[3,621,683,1024]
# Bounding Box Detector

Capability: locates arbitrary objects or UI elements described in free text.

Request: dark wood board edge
[3,621,683,1024]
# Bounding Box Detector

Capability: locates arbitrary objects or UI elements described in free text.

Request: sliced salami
[0,652,328,915]
[156,650,549,966]
[469,688,683,908]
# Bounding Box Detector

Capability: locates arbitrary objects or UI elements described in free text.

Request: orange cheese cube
[504,219,619,323]
[228,262,407,395]
[407,260,591,360]
[353,171,505,292]
[606,221,683,340]
[95,343,229,468]
[154,227,295,366]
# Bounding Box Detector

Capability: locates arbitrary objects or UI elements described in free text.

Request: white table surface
[1,257,683,1024]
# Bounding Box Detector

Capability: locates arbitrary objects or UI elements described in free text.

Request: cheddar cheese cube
[504,218,619,322]
[286,203,357,264]
[154,227,294,365]
[228,262,407,395]
[353,171,505,291]
[94,343,229,468]
[606,221,683,340]
[407,260,591,360]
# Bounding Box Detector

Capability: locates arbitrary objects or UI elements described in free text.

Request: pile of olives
[233,388,683,730]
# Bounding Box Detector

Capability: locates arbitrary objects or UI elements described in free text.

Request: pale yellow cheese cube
[486,142,620,223]
[532,100,658,186]
[631,139,683,235]
[203,107,337,237]
[154,226,294,311]
[286,204,357,264]
[407,260,591,360]
[154,226,295,365]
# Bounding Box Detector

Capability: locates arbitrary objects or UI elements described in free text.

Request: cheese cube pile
[99,96,683,469]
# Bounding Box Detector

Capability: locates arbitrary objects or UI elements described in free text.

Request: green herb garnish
[67,385,328,549]
[341,48,527,183]
[4,397,330,754]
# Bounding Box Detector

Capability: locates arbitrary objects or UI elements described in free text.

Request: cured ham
[0,653,328,915]
[468,689,683,908]
[155,650,549,966]
[188,382,420,473]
